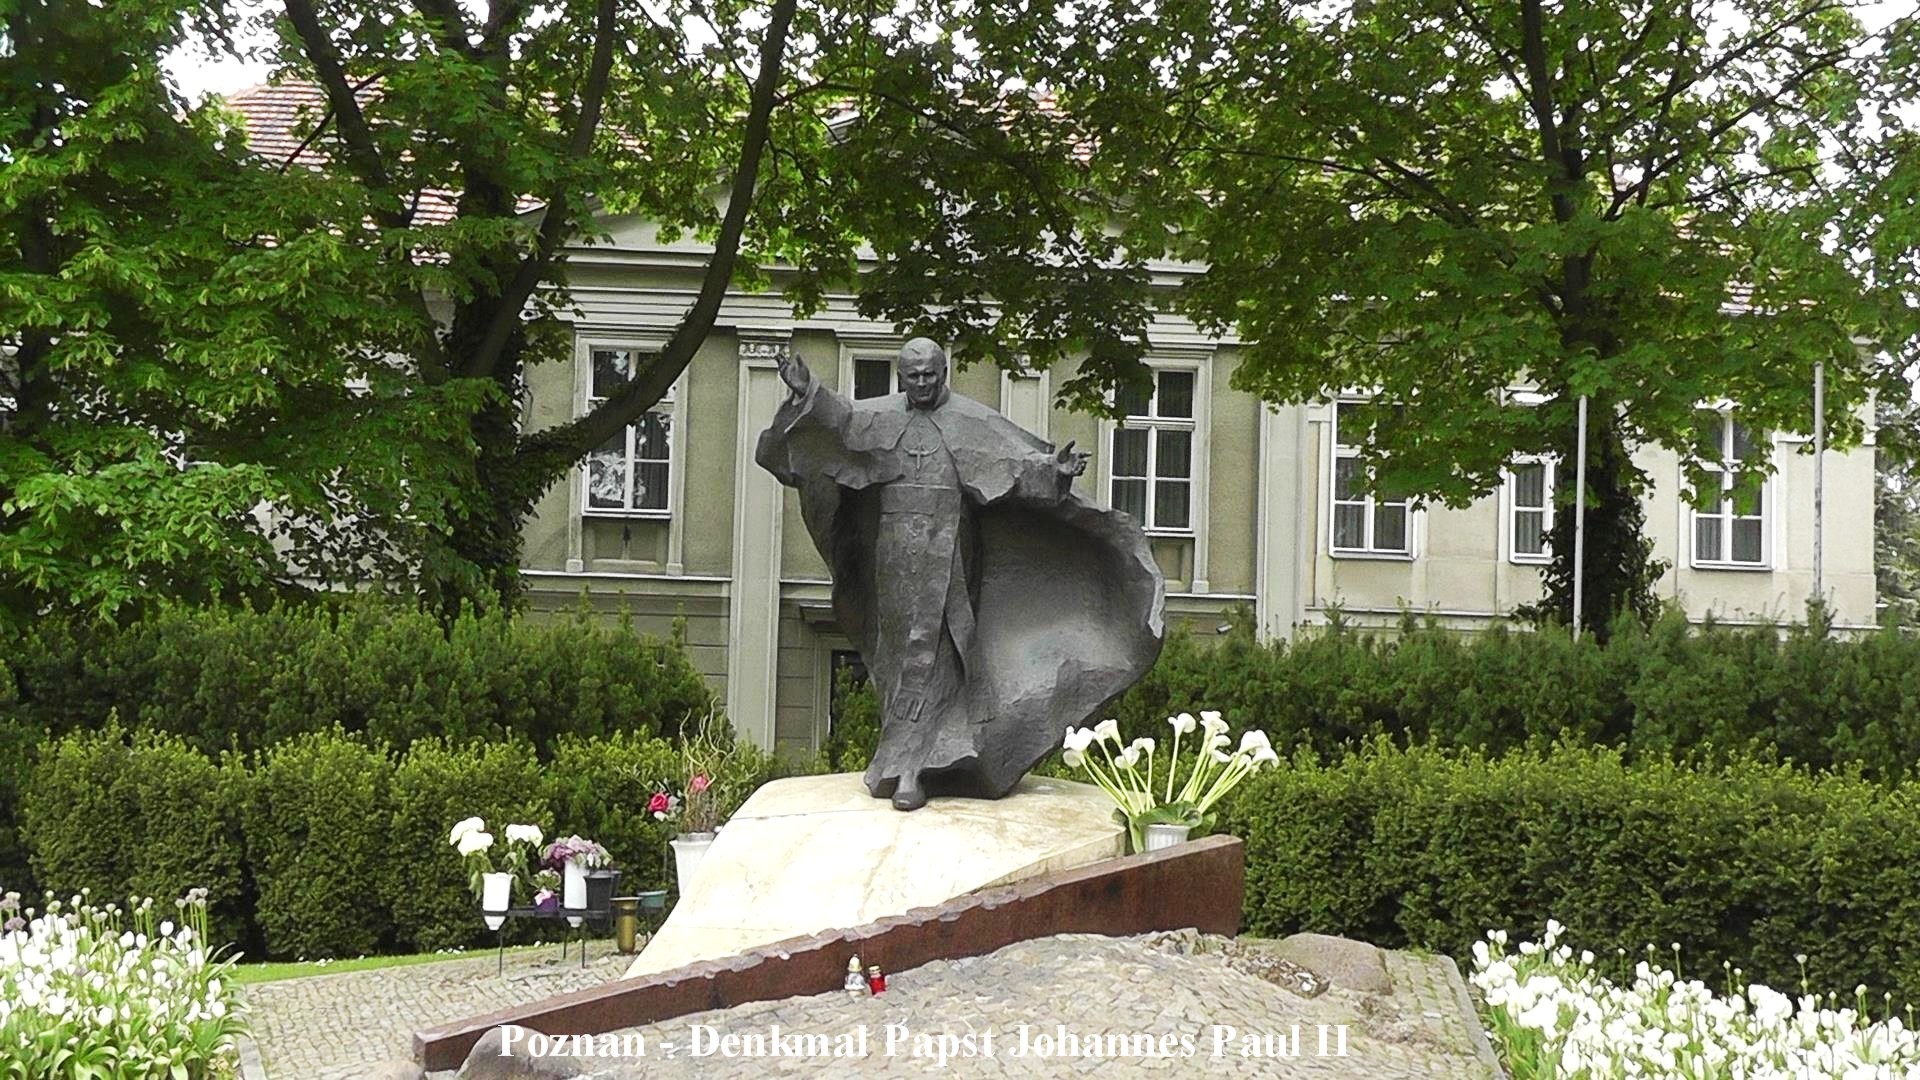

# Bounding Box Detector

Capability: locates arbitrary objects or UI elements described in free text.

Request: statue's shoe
[890,779,927,811]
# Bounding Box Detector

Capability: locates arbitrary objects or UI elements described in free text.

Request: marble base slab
[624,772,1124,978]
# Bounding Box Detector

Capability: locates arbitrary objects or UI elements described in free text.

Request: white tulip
[1063,747,1086,768]
[1062,727,1096,753]
[1129,737,1155,757]
[1092,718,1122,745]
[1168,712,1197,735]
[1199,710,1227,736]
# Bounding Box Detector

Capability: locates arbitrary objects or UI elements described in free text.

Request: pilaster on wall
[728,335,789,749]
[1255,404,1305,641]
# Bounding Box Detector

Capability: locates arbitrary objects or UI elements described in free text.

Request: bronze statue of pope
[756,338,1164,810]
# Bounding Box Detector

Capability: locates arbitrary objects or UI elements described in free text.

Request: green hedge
[240,731,395,960]
[16,722,784,960]
[1115,609,1920,782]
[1223,740,1920,1004]
[0,598,712,757]
[386,739,550,953]
[21,723,248,949]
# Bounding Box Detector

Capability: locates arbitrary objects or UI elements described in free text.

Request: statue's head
[897,337,948,409]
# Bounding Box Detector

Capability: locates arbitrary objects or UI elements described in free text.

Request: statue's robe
[756,379,1165,801]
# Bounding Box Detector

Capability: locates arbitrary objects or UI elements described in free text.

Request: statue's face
[898,351,946,408]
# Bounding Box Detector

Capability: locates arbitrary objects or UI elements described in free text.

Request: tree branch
[480,0,530,51]
[282,0,451,378]
[460,0,619,379]
[1518,0,1578,224]
[516,0,800,475]
[412,0,477,58]
[281,0,401,223]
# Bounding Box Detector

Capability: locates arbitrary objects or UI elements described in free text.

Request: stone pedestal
[625,772,1123,978]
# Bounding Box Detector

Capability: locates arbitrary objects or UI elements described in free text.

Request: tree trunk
[420,393,531,621]
[1536,399,1666,641]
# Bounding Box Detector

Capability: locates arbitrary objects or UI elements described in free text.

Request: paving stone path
[467,932,1501,1079]
[241,944,628,1079]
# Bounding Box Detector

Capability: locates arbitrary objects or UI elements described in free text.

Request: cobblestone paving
[507,933,1498,1079]
[242,944,628,1079]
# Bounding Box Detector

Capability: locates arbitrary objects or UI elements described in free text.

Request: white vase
[563,859,588,928]
[481,871,512,931]
[670,832,716,891]
[1142,823,1192,852]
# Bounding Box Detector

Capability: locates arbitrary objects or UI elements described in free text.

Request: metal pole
[1572,395,1589,640]
[1813,361,1825,612]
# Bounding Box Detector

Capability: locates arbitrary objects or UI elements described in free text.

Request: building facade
[514,212,1878,759]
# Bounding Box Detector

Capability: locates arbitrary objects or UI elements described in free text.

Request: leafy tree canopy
[233,0,1159,613]
[1,0,484,625]
[1038,0,1917,631]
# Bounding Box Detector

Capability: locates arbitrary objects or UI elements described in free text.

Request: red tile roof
[222,81,536,227]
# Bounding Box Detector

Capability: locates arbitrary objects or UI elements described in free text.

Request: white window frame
[576,338,684,522]
[837,334,904,401]
[1105,364,1201,538]
[1691,408,1771,571]
[1503,455,1555,565]
[1327,397,1414,558]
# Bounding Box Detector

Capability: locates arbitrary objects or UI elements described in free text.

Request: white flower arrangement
[1473,920,1920,1078]
[448,816,543,899]
[1061,710,1279,851]
[0,888,245,1077]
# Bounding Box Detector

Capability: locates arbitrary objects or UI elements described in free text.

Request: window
[1110,369,1195,532]
[1506,457,1554,564]
[583,347,673,517]
[1330,400,1411,556]
[852,356,894,399]
[1693,411,1767,568]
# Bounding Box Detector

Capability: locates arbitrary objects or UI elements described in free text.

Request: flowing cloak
[756,379,1166,800]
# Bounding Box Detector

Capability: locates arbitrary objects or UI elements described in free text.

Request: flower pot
[585,869,619,916]
[1142,823,1192,852]
[563,859,588,928]
[670,832,716,891]
[534,891,559,914]
[481,872,512,931]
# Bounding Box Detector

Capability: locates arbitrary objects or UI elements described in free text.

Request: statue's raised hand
[1055,440,1090,478]
[775,350,814,399]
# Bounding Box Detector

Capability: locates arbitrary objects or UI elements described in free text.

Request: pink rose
[690,774,711,794]
[647,792,670,814]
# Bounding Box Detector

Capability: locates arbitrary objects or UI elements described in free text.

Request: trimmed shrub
[20,723,247,949]
[241,730,393,959]
[385,738,549,953]
[824,670,879,773]
[544,730,684,898]
[0,598,712,758]
[1222,741,1920,1004]
[1112,609,1920,782]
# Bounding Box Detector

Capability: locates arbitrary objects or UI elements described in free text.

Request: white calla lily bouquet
[448,817,544,900]
[1061,710,1280,852]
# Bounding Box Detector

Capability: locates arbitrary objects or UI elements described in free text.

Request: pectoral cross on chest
[902,415,946,482]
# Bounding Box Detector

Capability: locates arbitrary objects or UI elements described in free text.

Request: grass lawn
[230,945,549,985]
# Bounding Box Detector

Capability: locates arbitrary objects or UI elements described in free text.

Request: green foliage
[824,668,880,773]
[544,730,684,902]
[385,739,548,953]
[1223,741,1920,1004]
[0,598,711,757]
[1112,613,1920,783]
[240,730,394,960]
[231,0,1164,613]
[0,0,472,625]
[1041,0,1911,635]
[21,723,247,949]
